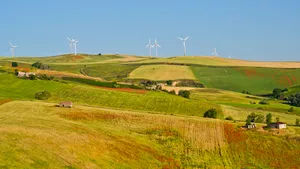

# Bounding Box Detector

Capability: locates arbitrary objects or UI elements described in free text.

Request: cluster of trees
[35,91,51,100]
[204,109,218,118]
[272,88,288,100]
[12,62,18,67]
[32,61,50,70]
[245,113,266,125]
[287,93,300,107]
[178,90,190,98]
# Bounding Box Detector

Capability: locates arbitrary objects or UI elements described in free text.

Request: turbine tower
[178,36,189,56]
[153,38,161,57]
[212,48,218,56]
[67,37,74,54]
[145,38,154,56]
[9,42,18,57]
[73,39,79,55]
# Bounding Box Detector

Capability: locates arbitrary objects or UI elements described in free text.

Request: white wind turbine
[73,39,79,55]
[153,38,161,57]
[178,36,189,56]
[67,37,74,54]
[212,48,218,56]
[145,38,154,56]
[9,42,18,57]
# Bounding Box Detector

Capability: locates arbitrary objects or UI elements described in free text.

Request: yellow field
[129,65,196,80]
[131,56,300,68]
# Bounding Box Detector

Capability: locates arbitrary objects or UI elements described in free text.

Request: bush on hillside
[204,109,218,118]
[175,80,205,88]
[259,99,269,105]
[266,113,272,125]
[166,80,173,86]
[12,62,18,67]
[32,61,50,70]
[38,74,54,80]
[288,93,300,107]
[288,107,294,113]
[29,74,37,80]
[242,90,251,95]
[225,116,234,121]
[178,90,190,99]
[273,88,284,99]
[35,91,51,100]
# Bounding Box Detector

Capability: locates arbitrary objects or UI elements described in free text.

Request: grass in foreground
[0,101,299,168]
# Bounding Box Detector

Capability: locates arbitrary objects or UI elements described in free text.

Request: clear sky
[1,0,299,61]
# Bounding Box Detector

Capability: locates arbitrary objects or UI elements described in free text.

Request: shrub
[169,90,176,95]
[242,90,251,94]
[178,90,190,99]
[225,116,234,121]
[29,74,37,80]
[38,74,54,80]
[32,61,50,70]
[266,113,272,125]
[12,62,18,67]
[14,69,19,76]
[296,119,300,126]
[255,114,265,123]
[166,80,173,86]
[204,109,218,118]
[259,99,269,105]
[288,107,294,113]
[35,91,51,100]
[288,93,300,107]
[246,113,257,123]
[175,80,204,88]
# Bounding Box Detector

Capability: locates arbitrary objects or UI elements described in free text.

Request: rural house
[268,122,287,129]
[18,71,35,78]
[59,101,73,108]
[246,124,256,129]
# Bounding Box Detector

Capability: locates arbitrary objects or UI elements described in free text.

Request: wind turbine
[9,42,18,57]
[178,36,189,56]
[153,38,161,57]
[67,37,74,54]
[145,38,154,56]
[73,39,79,55]
[212,48,218,56]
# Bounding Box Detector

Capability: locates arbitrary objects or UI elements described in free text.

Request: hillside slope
[0,101,299,168]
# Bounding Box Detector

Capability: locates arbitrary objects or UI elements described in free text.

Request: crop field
[130,56,300,68]
[129,65,196,80]
[81,64,139,81]
[0,73,221,117]
[191,66,300,94]
[190,89,300,124]
[0,101,299,168]
[3,54,123,63]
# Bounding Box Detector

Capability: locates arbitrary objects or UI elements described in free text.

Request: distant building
[59,101,73,108]
[268,122,287,129]
[18,71,35,78]
[246,124,256,129]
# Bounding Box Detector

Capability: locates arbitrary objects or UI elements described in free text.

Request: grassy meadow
[0,101,299,168]
[129,65,196,80]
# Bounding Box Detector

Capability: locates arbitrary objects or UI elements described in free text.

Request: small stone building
[268,122,286,129]
[59,101,73,108]
[246,124,256,129]
[18,71,35,78]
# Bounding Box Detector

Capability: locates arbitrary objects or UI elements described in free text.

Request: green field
[191,66,300,94]
[0,73,221,117]
[81,64,139,81]
[129,65,196,80]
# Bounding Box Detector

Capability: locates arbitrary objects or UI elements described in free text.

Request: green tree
[276,117,280,123]
[247,113,257,123]
[288,107,294,113]
[166,80,173,86]
[204,109,218,118]
[255,114,265,123]
[178,90,190,99]
[295,119,300,126]
[273,88,283,99]
[266,113,272,124]
[11,62,18,67]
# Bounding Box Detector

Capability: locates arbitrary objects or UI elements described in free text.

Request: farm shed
[59,101,73,108]
[268,122,286,129]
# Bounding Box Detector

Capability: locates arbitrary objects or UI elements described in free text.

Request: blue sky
[0,0,299,61]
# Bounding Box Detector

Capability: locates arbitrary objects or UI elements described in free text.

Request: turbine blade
[178,37,184,41]
[67,37,71,41]
[185,36,190,40]
[9,42,13,47]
